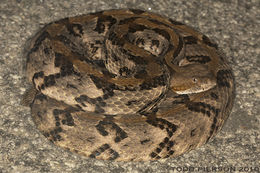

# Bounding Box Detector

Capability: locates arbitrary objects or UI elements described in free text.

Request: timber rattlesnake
[23,9,235,161]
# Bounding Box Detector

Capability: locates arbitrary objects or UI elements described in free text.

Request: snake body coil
[24,9,235,161]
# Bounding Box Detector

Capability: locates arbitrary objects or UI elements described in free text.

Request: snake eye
[193,78,198,83]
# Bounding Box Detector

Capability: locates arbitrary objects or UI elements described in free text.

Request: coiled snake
[23,9,235,161]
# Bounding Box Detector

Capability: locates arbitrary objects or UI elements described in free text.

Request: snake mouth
[171,80,216,94]
[171,85,194,94]
[171,84,205,95]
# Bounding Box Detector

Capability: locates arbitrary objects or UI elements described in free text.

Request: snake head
[170,64,216,94]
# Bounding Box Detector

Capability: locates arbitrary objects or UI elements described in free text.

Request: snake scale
[23,9,235,161]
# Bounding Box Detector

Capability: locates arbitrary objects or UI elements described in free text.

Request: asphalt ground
[0,0,259,172]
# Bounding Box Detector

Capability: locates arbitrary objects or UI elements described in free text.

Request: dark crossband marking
[94,15,117,34]
[202,35,218,49]
[96,120,128,143]
[186,55,211,64]
[89,144,119,160]
[66,23,84,37]
[183,36,198,44]
[147,118,178,159]
[186,102,219,117]
[206,109,220,143]
[217,69,233,88]
[28,31,50,54]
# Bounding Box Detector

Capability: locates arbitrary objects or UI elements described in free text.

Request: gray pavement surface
[0,0,259,172]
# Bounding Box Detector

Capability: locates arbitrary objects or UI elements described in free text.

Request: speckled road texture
[0,0,259,173]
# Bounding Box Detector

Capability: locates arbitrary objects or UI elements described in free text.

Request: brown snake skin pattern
[23,9,235,161]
